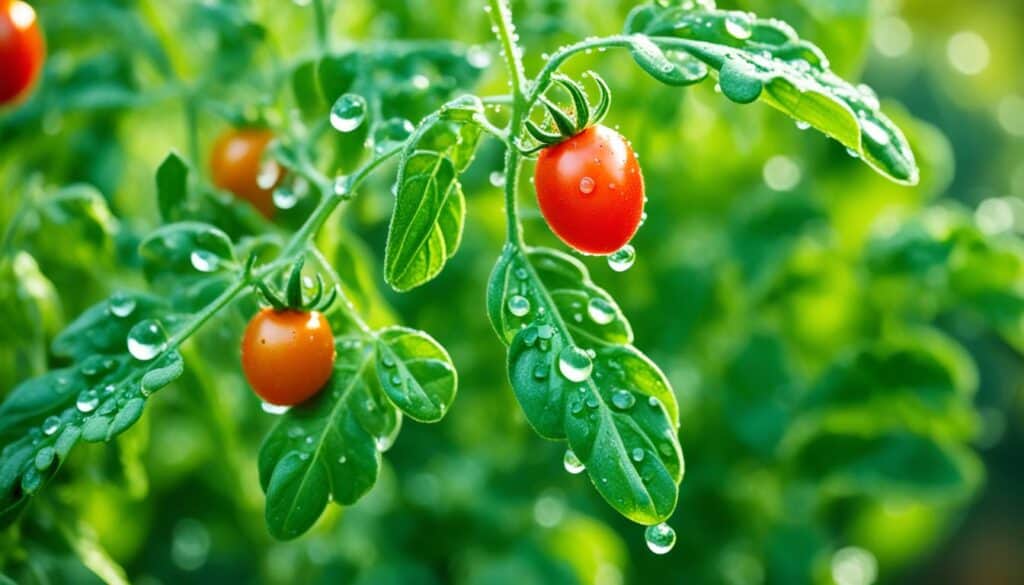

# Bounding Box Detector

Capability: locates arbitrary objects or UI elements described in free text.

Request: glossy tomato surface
[534,124,644,255]
[209,128,281,218]
[241,308,336,406]
[0,0,45,105]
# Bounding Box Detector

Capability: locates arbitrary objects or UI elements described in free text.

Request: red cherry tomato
[0,0,45,106]
[209,128,282,218]
[241,308,336,406]
[534,124,645,255]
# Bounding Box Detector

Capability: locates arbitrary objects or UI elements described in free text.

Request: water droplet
[333,174,354,198]
[256,159,282,190]
[376,434,396,452]
[533,364,550,380]
[507,294,531,317]
[330,94,367,132]
[563,449,585,474]
[645,523,677,554]
[189,249,219,273]
[514,267,528,280]
[489,171,506,187]
[631,448,645,462]
[724,14,752,40]
[273,186,299,209]
[338,455,347,463]
[795,120,811,131]
[648,396,661,408]
[607,245,636,272]
[382,355,395,367]
[467,45,492,69]
[76,390,99,413]
[42,416,61,436]
[127,319,169,362]
[108,292,136,318]
[371,118,415,153]
[558,346,593,382]
[579,176,595,194]
[587,297,615,325]
[611,389,636,410]
[261,402,290,415]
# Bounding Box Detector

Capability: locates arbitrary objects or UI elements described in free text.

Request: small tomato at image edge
[0,0,46,106]
[210,128,283,218]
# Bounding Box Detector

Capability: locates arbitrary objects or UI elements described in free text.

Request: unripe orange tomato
[209,128,282,218]
[241,308,336,406]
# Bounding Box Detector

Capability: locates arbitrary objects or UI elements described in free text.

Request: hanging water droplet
[261,402,290,415]
[645,523,677,554]
[42,416,61,436]
[587,297,615,325]
[333,174,354,198]
[256,159,282,190]
[795,120,811,131]
[376,434,396,452]
[631,447,645,462]
[272,185,299,209]
[108,292,136,318]
[329,94,367,132]
[607,245,636,272]
[579,176,596,195]
[127,319,169,361]
[558,346,593,382]
[724,14,753,40]
[76,390,99,413]
[563,449,585,474]
[189,249,219,273]
[507,294,531,317]
[489,171,506,187]
[611,389,636,410]
[372,118,415,153]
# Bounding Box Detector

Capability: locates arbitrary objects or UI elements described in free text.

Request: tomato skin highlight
[0,0,45,106]
[241,308,336,406]
[209,128,282,218]
[534,124,645,255]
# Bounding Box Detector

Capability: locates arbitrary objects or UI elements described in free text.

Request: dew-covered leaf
[375,326,457,422]
[488,245,682,525]
[384,96,484,291]
[258,337,401,540]
[624,4,918,184]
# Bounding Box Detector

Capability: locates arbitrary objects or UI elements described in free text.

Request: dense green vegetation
[1,0,1022,583]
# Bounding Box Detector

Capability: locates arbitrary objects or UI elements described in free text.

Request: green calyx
[254,258,337,313]
[523,72,611,152]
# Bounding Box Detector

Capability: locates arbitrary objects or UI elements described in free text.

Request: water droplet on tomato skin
[579,176,596,195]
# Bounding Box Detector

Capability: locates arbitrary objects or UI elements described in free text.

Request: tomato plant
[1,0,1021,582]
[0,0,44,106]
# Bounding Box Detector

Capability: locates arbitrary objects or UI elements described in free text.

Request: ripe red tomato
[241,308,336,406]
[534,124,644,255]
[0,0,45,106]
[209,128,282,218]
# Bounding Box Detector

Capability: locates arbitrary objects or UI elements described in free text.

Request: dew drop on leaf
[330,93,368,133]
[645,522,677,554]
[611,389,636,410]
[586,297,615,325]
[76,389,99,413]
[489,171,506,187]
[507,294,531,317]
[42,416,61,436]
[558,346,593,382]
[724,14,753,40]
[563,449,585,474]
[189,250,219,273]
[631,447,645,463]
[607,245,636,272]
[127,319,169,362]
[108,292,136,318]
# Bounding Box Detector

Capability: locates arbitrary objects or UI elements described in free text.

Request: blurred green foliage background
[1,0,1023,583]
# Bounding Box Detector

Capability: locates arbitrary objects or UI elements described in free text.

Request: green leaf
[258,337,401,540]
[384,96,484,291]
[155,151,189,223]
[140,222,236,283]
[375,326,457,422]
[0,295,186,527]
[627,35,708,86]
[625,4,918,184]
[487,246,682,525]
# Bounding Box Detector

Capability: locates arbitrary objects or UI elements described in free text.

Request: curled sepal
[253,258,338,313]
[524,72,614,147]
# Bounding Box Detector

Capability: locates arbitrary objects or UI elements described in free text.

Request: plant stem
[525,35,635,108]
[487,0,528,246]
[312,0,331,52]
[163,277,250,354]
